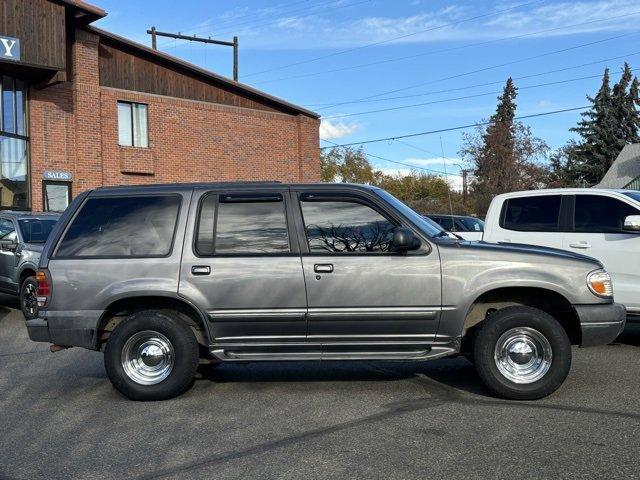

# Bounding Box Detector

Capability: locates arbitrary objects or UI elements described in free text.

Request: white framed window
[117,101,148,147]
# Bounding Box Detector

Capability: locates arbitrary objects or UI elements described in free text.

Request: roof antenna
[440,136,456,232]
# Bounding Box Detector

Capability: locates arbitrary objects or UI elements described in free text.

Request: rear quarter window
[55,195,181,258]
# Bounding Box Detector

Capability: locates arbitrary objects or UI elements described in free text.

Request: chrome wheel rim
[22,283,38,316]
[121,330,174,385]
[494,327,552,384]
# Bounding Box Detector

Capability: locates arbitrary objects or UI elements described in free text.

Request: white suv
[483,189,640,320]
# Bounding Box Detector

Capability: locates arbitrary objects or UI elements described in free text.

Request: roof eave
[85,25,320,119]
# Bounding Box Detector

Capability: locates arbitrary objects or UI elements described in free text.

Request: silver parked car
[26,183,625,401]
[0,211,60,319]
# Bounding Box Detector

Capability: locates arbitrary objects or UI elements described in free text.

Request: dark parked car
[424,214,484,240]
[26,183,624,401]
[0,211,60,318]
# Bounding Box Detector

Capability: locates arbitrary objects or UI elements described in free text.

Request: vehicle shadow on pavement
[615,322,640,346]
[0,305,19,326]
[197,356,492,398]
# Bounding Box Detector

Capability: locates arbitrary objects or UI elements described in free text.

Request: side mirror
[392,227,421,252]
[0,239,17,252]
[623,215,640,232]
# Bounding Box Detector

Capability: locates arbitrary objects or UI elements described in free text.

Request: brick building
[0,0,320,212]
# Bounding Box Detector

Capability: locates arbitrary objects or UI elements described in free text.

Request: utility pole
[461,169,470,204]
[147,27,239,81]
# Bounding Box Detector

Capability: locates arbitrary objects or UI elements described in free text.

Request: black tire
[104,310,199,401]
[19,276,39,320]
[473,306,571,400]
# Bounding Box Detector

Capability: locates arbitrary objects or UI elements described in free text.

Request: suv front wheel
[473,306,571,400]
[104,310,199,401]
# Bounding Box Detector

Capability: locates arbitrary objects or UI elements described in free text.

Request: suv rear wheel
[104,310,199,401]
[20,276,39,320]
[473,306,571,400]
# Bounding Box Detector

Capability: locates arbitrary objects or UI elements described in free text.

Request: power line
[322,70,633,119]
[306,51,640,108]
[254,11,640,86]
[242,0,549,78]
[319,105,590,149]
[317,31,638,110]
[321,138,459,177]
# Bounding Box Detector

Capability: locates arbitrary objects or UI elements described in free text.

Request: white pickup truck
[483,188,640,320]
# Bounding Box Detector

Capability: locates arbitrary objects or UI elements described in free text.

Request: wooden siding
[98,42,283,114]
[0,0,66,70]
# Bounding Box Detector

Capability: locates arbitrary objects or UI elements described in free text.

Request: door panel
[302,254,442,340]
[296,192,442,341]
[0,218,17,291]
[179,189,308,342]
[564,194,640,310]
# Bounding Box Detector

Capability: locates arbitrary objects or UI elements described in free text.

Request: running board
[210,344,457,362]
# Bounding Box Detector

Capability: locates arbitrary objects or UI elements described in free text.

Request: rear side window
[502,195,561,232]
[575,195,640,233]
[195,193,290,255]
[56,195,181,258]
[18,219,57,243]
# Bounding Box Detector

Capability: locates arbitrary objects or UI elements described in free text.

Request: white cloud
[319,119,360,140]
[218,0,639,50]
[402,157,465,167]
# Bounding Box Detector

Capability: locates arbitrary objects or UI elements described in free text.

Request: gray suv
[0,211,59,319]
[26,183,625,401]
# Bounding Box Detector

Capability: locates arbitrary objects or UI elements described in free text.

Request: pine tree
[461,78,547,214]
[564,65,640,185]
[567,68,619,185]
[625,74,640,143]
[612,63,639,146]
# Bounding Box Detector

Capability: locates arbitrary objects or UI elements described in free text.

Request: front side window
[0,75,29,209]
[18,219,57,244]
[301,198,396,253]
[0,218,16,242]
[195,193,290,255]
[502,195,561,232]
[43,181,72,213]
[575,195,640,233]
[118,101,148,147]
[56,195,181,258]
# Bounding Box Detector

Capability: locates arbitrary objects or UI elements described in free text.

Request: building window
[43,181,72,213]
[0,75,29,210]
[117,101,148,147]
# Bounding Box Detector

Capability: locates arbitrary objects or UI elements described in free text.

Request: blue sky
[94,0,639,188]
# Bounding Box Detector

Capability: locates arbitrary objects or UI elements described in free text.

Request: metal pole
[151,26,157,50]
[462,170,468,204]
[233,36,239,81]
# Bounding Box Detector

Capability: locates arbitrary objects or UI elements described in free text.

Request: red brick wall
[27,28,320,210]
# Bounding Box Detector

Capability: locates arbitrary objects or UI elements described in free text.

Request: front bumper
[574,303,626,347]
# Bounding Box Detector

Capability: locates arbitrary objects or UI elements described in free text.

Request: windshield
[18,219,58,244]
[622,191,640,203]
[458,217,485,232]
[373,188,445,237]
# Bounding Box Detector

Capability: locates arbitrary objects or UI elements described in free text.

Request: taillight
[36,269,51,307]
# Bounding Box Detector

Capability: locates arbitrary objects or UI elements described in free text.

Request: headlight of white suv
[587,270,613,298]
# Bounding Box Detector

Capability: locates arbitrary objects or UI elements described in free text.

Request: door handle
[191,265,211,275]
[314,264,334,273]
[569,242,591,249]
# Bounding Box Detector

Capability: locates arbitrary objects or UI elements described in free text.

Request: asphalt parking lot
[0,298,638,480]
